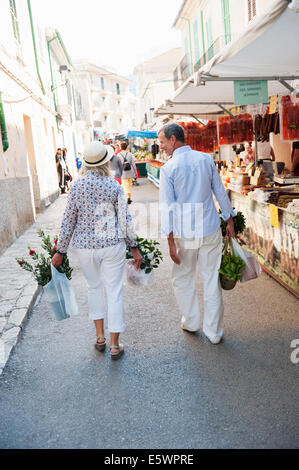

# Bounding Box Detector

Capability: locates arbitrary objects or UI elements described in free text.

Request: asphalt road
[0,180,298,449]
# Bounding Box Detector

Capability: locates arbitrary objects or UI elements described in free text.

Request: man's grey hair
[158,122,185,143]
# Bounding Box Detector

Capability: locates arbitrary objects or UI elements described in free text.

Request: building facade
[173,0,276,90]
[0,0,84,254]
[134,47,184,131]
[74,61,137,140]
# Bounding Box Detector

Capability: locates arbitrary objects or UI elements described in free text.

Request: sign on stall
[269,204,279,228]
[269,95,278,114]
[234,80,269,106]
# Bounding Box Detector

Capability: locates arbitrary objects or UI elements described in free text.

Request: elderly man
[159,123,236,345]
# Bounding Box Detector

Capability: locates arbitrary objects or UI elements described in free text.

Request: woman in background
[118,142,137,205]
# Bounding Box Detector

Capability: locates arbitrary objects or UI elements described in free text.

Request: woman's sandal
[110,344,124,360]
[95,336,106,352]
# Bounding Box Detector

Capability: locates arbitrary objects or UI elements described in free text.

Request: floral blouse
[57,171,137,253]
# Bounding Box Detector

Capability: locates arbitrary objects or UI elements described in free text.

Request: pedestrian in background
[159,123,236,345]
[115,143,122,155]
[52,141,142,360]
[55,148,67,194]
[118,142,137,205]
[110,144,123,184]
[151,140,160,159]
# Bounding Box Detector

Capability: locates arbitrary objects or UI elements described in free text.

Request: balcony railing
[198,35,234,70]
[173,55,192,91]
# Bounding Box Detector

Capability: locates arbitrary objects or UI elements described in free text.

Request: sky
[38,0,183,76]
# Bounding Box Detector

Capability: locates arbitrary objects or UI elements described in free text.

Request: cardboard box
[250,176,267,186]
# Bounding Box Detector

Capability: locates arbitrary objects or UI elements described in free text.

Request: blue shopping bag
[44,265,78,321]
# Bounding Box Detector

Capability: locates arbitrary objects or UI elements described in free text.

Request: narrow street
[0,180,297,449]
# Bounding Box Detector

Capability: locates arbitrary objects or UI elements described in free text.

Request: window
[10,0,22,56]
[101,77,105,90]
[248,0,256,22]
[116,83,120,95]
[222,0,231,45]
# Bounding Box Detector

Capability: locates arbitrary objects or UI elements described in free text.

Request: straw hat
[83,141,114,167]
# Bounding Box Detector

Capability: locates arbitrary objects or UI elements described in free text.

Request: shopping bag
[231,238,262,283]
[125,260,154,287]
[44,265,78,321]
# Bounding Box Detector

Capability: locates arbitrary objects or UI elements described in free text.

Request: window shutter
[193,19,200,63]
[206,18,214,60]
[248,0,257,22]
[222,0,231,45]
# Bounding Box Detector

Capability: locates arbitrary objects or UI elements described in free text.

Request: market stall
[146,161,164,188]
[153,0,299,296]
[127,130,159,179]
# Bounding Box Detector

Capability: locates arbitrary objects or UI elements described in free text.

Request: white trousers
[76,242,126,333]
[172,228,224,341]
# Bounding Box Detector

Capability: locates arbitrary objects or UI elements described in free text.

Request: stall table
[146,161,165,188]
[135,161,149,178]
[228,189,299,298]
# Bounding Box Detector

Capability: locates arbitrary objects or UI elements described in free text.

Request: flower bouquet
[16,230,77,320]
[16,229,73,287]
[125,236,163,286]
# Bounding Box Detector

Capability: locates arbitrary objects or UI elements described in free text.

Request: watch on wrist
[57,250,66,256]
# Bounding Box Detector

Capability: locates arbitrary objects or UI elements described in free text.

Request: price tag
[269,204,279,228]
[269,95,278,114]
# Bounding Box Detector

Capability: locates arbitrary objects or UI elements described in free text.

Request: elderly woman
[52,141,142,360]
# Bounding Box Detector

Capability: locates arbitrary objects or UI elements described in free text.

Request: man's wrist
[57,250,66,256]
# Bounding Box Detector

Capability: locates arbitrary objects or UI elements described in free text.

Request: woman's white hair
[80,162,111,178]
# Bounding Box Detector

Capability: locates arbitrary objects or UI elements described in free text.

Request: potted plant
[219,239,246,290]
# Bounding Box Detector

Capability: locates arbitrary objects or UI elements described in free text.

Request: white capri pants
[76,242,126,333]
[172,228,224,341]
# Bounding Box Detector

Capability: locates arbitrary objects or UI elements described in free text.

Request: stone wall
[0,177,35,255]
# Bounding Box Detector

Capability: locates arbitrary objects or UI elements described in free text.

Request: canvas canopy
[154,0,299,119]
[127,130,158,139]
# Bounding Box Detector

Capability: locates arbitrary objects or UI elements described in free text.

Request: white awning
[155,0,299,119]
[196,0,299,80]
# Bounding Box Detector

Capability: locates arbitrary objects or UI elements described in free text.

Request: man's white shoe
[206,335,223,345]
[181,325,198,333]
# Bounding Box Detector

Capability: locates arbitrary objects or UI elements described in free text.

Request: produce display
[178,121,218,153]
[133,151,152,161]
[218,113,254,145]
[280,95,299,141]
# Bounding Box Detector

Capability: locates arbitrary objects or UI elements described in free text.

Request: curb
[0,285,42,376]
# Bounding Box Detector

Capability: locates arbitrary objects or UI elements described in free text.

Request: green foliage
[16,230,73,287]
[219,238,245,282]
[126,236,163,274]
[219,209,246,237]
[219,253,245,282]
